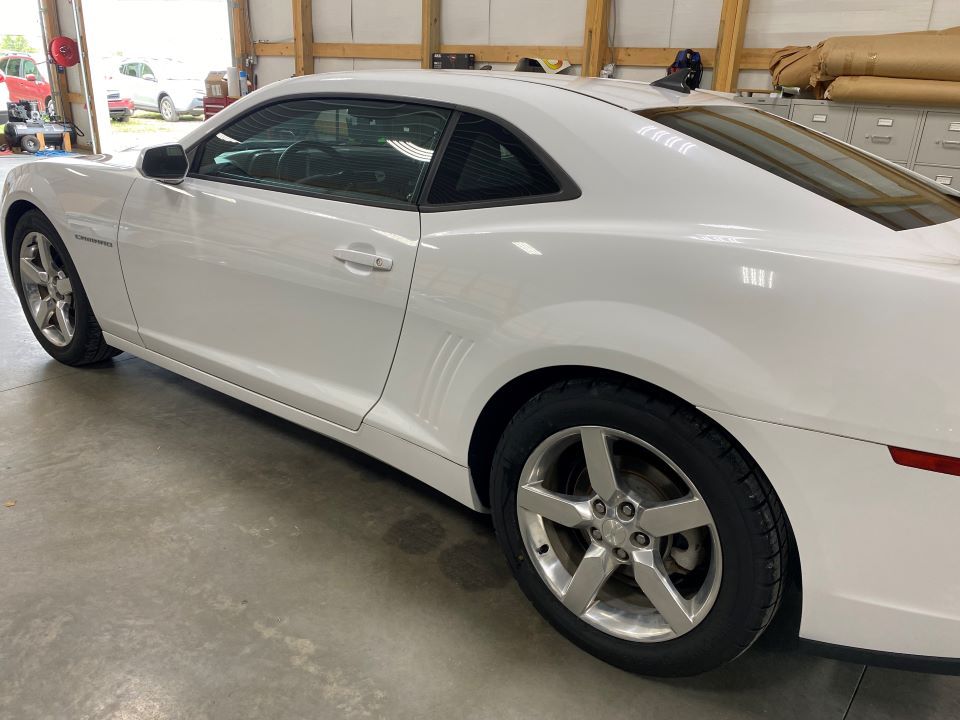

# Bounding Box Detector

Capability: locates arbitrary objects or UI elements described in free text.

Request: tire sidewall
[490,385,772,676]
[10,211,99,365]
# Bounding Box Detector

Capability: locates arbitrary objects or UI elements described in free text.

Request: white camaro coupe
[4,70,960,676]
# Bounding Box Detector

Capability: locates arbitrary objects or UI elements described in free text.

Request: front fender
[2,158,142,344]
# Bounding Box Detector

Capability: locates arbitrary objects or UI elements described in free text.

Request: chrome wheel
[18,231,76,347]
[517,426,722,642]
[159,96,178,122]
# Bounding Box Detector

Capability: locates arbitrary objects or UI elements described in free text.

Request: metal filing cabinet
[737,95,792,118]
[850,107,922,164]
[789,99,854,141]
[735,96,960,178]
[915,111,960,167]
[912,164,958,188]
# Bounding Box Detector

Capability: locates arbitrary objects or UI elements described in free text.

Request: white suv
[114,57,204,121]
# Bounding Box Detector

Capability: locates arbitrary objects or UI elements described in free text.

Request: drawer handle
[940,139,960,148]
[867,134,892,144]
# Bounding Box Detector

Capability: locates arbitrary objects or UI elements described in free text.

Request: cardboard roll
[49,36,79,67]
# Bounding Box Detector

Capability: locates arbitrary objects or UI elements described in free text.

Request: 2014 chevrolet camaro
[4,70,960,676]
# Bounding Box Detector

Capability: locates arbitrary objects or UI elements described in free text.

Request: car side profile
[113,57,204,121]
[3,70,960,676]
[0,53,52,115]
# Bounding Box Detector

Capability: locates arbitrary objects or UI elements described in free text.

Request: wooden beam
[253,41,771,73]
[72,0,102,152]
[713,0,751,91]
[230,0,254,73]
[292,0,314,76]
[37,0,73,124]
[439,44,584,65]
[582,0,612,77]
[613,47,773,70]
[421,0,441,69]
[314,43,420,60]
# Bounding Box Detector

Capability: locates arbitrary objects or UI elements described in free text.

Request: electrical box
[431,53,475,70]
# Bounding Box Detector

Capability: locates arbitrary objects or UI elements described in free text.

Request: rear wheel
[490,379,788,676]
[11,210,121,365]
[159,95,179,122]
[20,134,40,153]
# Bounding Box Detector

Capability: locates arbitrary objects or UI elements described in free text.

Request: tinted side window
[22,59,37,77]
[640,106,960,231]
[6,58,21,77]
[427,113,561,204]
[195,98,450,206]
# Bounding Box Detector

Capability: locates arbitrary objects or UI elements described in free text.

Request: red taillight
[889,446,960,477]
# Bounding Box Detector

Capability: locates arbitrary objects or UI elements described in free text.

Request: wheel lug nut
[590,527,602,542]
[632,532,650,548]
[618,502,635,519]
[614,548,629,562]
[592,500,606,516]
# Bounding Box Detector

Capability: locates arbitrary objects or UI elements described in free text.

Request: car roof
[280,69,737,112]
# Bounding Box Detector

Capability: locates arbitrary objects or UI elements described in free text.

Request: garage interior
[3,0,960,718]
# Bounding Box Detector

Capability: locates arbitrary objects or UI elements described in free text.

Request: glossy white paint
[3,69,960,662]
[118,176,421,430]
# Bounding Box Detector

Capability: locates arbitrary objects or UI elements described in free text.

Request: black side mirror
[139,144,188,184]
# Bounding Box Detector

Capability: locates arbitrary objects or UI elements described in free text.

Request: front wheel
[158,95,179,122]
[490,379,788,676]
[11,210,121,365]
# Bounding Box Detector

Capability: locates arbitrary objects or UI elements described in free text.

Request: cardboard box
[205,71,228,99]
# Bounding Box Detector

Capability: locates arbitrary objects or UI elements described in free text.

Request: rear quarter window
[639,106,960,231]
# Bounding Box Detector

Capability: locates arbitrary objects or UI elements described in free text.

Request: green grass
[110,112,203,133]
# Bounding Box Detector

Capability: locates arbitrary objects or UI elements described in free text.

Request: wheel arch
[467,363,802,594]
[3,198,41,269]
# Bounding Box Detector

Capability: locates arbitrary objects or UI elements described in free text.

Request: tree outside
[1,35,38,54]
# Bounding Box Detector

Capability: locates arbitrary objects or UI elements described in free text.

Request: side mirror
[143,74,157,82]
[138,144,188,184]
[26,74,37,82]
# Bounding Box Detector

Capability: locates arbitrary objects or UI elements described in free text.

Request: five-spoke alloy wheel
[10,209,120,365]
[517,426,721,642]
[491,379,789,676]
[19,231,76,347]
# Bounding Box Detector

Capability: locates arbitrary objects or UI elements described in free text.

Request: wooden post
[582,0,611,77]
[72,0,102,152]
[421,0,441,69]
[713,0,751,92]
[37,0,73,124]
[292,0,314,76]
[231,0,254,75]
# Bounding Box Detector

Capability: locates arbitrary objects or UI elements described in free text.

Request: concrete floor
[1,159,959,719]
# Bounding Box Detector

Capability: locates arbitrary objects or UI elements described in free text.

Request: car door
[136,62,157,108]
[4,58,28,102]
[117,96,450,430]
[19,57,45,103]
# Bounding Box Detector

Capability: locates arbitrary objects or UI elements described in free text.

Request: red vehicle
[107,91,134,121]
[0,53,52,115]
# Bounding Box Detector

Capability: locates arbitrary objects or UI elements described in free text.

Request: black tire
[10,210,121,366]
[158,95,179,122]
[20,134,39,153]
[490,378,788,676]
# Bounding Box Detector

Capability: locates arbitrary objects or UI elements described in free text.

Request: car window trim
[184,92,580,214]
[187,94,456,213]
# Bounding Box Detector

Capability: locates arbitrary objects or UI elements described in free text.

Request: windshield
[639,106,960,231]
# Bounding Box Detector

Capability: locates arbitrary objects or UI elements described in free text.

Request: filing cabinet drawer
[789,102,853,141]
[850,108,921,163]
[912,164,959,188]
[915,112,960,165]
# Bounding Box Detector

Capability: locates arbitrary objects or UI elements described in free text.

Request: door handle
[333,248,393,271]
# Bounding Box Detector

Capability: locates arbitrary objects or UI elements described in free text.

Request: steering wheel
[276,141,339,183]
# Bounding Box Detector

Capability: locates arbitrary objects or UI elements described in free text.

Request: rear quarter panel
[367,97,960,467]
